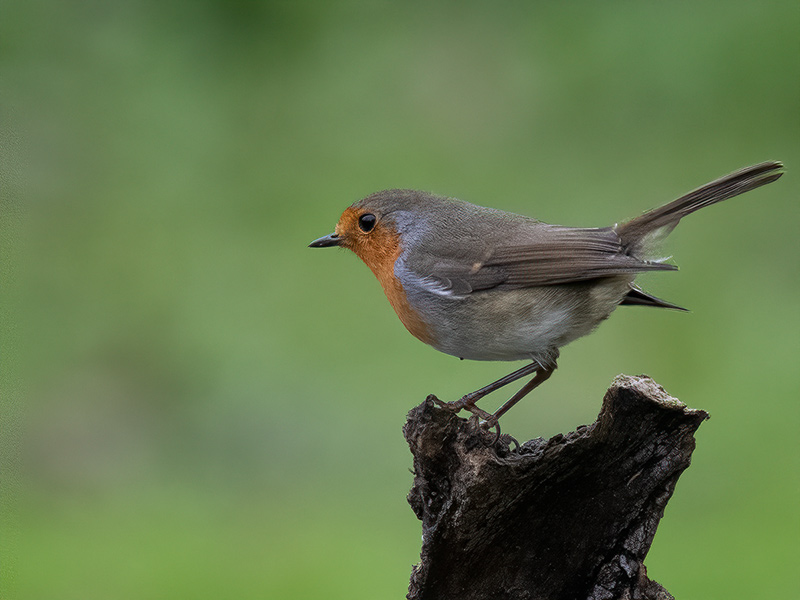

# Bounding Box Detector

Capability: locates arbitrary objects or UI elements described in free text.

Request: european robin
[310,162,783,427]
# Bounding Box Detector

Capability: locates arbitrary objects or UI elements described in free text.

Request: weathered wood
[404,374,708,600]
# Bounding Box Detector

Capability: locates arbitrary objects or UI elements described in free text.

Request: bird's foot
[430,395,513,447]
[432,395,494,421]
[475,417,520,451]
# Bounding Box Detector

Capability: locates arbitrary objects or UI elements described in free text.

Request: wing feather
[412,225,675,295]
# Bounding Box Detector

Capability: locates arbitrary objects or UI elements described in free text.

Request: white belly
[420,279,632,362]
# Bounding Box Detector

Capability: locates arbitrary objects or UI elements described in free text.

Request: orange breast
[340,210,435,346]
[377,253,436,347]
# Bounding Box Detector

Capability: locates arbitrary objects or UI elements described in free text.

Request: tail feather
[620,284,688,311]
[617,161,784,253]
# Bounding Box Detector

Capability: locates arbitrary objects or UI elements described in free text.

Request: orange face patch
[335,207,435,346]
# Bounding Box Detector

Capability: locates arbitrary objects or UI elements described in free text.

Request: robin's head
[309,201,397,269]
[308,189,437,267]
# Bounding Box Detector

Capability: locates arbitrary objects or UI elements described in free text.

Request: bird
[309,161,783,428]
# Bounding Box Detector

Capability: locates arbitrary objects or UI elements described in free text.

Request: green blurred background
[2,1,798,598]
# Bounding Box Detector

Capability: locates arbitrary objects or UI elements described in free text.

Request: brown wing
[485,226,676,287]
[420,226,676,296]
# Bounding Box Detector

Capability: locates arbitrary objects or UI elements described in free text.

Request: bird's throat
[355,234,435,347]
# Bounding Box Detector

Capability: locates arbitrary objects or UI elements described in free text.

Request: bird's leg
[437,361,541,418]
[482,366,555,430]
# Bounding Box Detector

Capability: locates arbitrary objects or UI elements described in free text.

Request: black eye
[358,213,376,233]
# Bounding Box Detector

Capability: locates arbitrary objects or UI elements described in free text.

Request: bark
[404,374,708,600]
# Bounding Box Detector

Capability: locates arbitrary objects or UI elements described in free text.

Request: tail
[617,161,784,255]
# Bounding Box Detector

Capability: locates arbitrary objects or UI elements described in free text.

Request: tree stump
[404,374,709,600]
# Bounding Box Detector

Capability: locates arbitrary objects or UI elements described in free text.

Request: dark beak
[308,233,342,248]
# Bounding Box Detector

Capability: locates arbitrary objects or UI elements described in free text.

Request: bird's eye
[358,213,376,233]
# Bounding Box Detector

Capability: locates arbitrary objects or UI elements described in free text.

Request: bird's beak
[308,233,342,248]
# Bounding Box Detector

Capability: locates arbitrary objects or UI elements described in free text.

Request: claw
[499,433,521,453]
[480,417,502,445]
